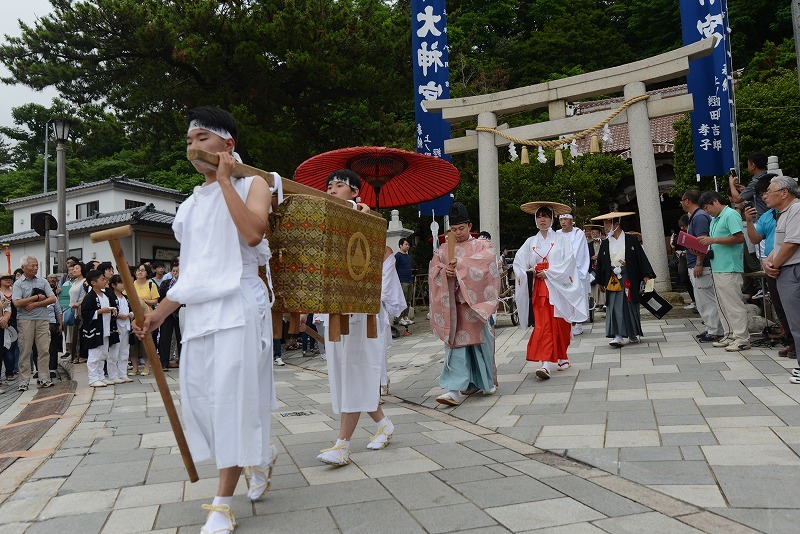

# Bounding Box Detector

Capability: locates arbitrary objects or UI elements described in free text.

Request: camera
[743,201,753,209]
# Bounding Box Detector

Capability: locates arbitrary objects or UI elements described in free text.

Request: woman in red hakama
[513,202,589,379]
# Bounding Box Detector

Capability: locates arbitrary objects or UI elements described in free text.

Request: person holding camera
[729,152,770,217]
[744,180,793,358]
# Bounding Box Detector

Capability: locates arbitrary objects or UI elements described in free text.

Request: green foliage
[729,0,794,69]
[740,38,799,84]
[736,70,800,178]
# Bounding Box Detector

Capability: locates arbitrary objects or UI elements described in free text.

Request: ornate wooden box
[268,195,387,314]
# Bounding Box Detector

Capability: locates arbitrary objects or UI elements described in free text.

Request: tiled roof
[0,204,175,244]
[573,85,686,158]
[3,175,185,206]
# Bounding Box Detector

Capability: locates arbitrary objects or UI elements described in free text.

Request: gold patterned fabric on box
[267,195,386,314]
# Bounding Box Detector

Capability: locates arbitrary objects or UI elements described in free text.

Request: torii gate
[425,39,716,292]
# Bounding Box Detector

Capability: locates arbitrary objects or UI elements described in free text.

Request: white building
[0,176,186,275]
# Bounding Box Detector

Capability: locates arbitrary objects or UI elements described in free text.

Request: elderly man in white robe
[135,107,278,534]
[556,213,591,335]
[315,170,397,467]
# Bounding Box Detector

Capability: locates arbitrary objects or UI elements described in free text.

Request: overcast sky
[1,0,59,130]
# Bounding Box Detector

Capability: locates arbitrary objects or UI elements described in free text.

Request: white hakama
[180,270,275,469]
[325,314,383,414]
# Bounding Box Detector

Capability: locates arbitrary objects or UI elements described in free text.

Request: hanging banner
[679,0,737,176]
[412,0,453,217]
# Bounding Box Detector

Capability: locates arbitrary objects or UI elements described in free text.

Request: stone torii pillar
[477,112,500,246]
[424,39,716,293]
[624,81,670,288]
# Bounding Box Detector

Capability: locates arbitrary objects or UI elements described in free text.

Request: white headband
[327,175,361,203]
[187,120,242,163]
[559,214,574,220]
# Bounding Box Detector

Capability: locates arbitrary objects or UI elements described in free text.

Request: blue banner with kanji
[680,0,737,176]
[412,0,453,217]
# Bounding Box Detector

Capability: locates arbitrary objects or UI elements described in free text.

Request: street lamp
[51,117,71,275]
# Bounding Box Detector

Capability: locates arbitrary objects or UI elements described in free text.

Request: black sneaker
[39,380,54,388]
[698,333,724,343]
[32,371,38,379]
[695,332,708,339]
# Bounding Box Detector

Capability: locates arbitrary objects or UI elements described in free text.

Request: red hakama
[526,266,571,362]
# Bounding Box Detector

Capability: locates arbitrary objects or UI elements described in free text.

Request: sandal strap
[200,504,235,531]
[320,441,349,454]
[370,424,393,443]
[319,441,349,462]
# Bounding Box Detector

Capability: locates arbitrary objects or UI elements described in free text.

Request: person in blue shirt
[681,189,723,342]
[745,180,793,359]
[394,238,414,325]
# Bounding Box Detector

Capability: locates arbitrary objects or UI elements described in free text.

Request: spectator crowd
[0,255,181,392]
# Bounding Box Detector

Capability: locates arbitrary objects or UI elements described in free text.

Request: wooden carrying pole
[187,148,380,220]
[90,225,199,483]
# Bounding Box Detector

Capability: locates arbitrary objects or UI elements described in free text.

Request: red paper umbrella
[294,146,460,209]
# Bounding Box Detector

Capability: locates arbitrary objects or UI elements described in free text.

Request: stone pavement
[0,312,793,533]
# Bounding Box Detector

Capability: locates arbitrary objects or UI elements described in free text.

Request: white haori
[180,271,275,469]
[557,228,592,297]
[513,231,589,327]
[324,314,383,414]
[168,176,268,341]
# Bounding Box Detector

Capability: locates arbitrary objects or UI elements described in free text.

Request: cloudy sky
[1,0,59,130]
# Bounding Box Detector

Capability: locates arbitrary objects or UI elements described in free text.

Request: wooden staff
[300,323,326,345]
[90,225,198,483]
[445,229,458,346]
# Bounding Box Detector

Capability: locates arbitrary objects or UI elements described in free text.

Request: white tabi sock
[376,417,389,427]
[540,361,551,371]
[203,496,235,533]
[336,439,350,449]
[212,496,233,507]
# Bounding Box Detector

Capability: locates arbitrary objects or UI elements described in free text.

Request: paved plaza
[0,311,796,533]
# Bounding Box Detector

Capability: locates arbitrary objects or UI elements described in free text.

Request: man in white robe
[556,214,591,335]
[316,170,397,466]
[135,107,276,534]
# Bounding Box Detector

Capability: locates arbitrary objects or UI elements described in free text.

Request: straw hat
[520,201,571,217]
[591,211,635,221]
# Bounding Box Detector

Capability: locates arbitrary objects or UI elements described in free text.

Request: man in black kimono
[592,212,656,347]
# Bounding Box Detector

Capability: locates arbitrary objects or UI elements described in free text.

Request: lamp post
[51,118,71,275]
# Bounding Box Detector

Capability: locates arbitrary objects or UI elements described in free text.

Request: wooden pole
[328,313,342,342]
[186,149,382,220]
[366,315,378,338]
[90,226,199,483]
